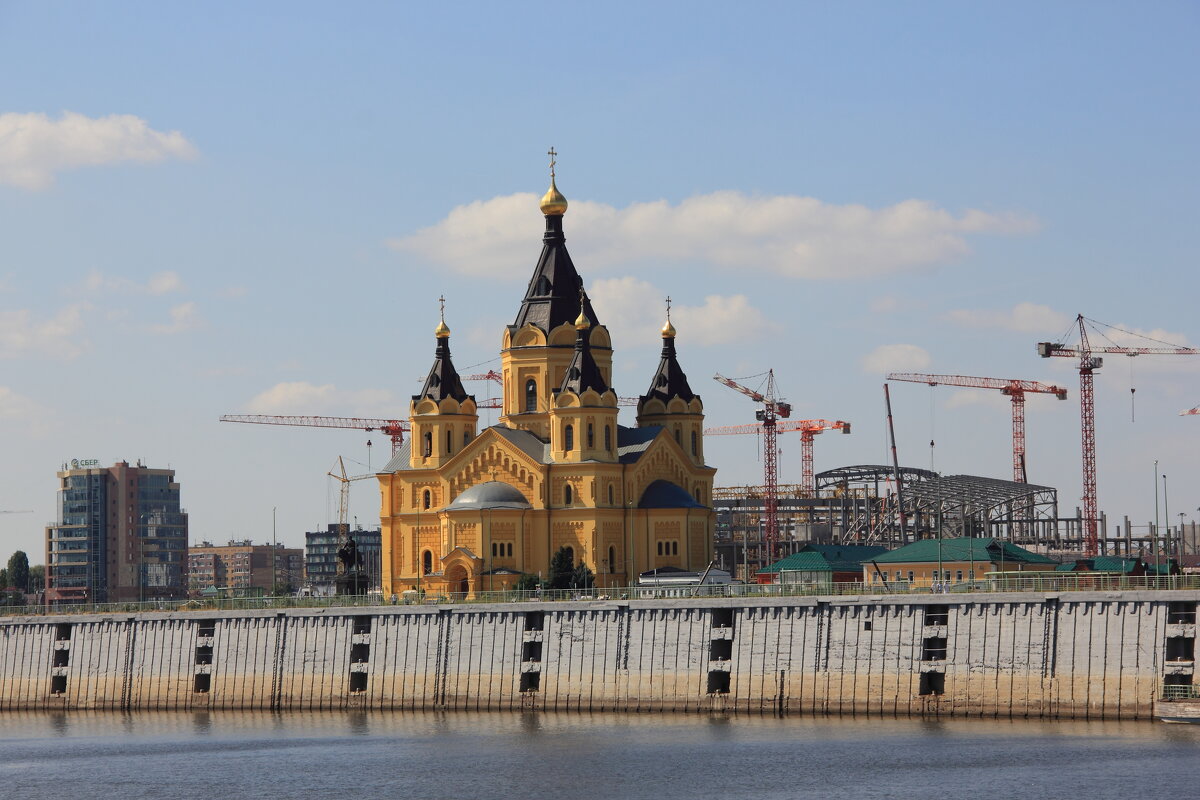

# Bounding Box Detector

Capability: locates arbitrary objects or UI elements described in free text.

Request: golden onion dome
[435,318,451,339]
[661,317,676,338]
[540,176,568,216]
[574,309,591,330]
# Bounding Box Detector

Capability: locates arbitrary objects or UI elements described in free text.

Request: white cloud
[0,112,197,190]
[862,344,931,374]
[246,382,399,417]
[870,295,901,313]
[0,304,88,359]
[588,276,776,349]
[84,269,185,295]
[946,302,1069,334]
[149,302,201,334]
[390,191,1035,281]
[0,386,37,420]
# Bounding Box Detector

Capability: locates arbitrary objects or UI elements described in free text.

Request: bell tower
[500,149,612,439]
[409,300,478,470]
[636,299,706,466]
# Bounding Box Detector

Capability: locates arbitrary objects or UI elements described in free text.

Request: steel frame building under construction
[713,465,1092,580]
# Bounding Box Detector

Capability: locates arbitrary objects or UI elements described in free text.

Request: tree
[548,546,575,590]
[514,573,541,592]
[0,567,6,589]
[570,562,595,591]
[6,551,29,593]
[28,564,45,591]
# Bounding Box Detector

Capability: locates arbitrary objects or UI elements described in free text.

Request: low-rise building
[187,540,302,596]
[864,536,1057,587]
[757,544,889,587]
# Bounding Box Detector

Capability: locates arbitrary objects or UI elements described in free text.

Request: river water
[2,711,1198,799]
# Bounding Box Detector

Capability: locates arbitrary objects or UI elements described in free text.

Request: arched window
[672,541,679,556]
[674,428,681,444]
[607,484,614,505]
[422,550,432,575]
[587,423,594,448]
[691,430,697,456]
[605,425,612,452]
[422,431,432,457]
[446,429,452,455]
[608,545,616,572]
[507,542,513,557]
[463,430,471,447]
[423,489,431,510]
[564,483,573,505]
[525,379,537,411]
[564,424,574,451]
[657,541,663,556]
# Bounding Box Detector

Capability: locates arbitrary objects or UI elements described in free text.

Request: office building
[45,460,188,603]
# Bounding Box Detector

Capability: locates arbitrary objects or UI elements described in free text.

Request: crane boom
[887,373,1068,397]
[887,372,1068,482]
[220,414,409,456]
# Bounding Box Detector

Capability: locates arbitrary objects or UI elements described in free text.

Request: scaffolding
[714,466,1090,579]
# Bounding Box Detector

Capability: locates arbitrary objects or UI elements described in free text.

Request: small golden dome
[540,176,568,216]
[661,318,676,338]
[435,319,451,339]
[575,309,591,330]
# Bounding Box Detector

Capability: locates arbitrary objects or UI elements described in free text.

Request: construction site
[708,315,1200,580]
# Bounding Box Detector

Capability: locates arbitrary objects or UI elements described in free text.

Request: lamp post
[1147,462,1156,575]
[1163,474,1170,559]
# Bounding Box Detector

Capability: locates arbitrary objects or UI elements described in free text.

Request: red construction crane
[1180,406,1200,416]
[462,371,641,406]
[887,372,1068,483]
[706,419,850,495]
[220,415,409,456]
[713,371,791,558]
[1038,314,1199,554]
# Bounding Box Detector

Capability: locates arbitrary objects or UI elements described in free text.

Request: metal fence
[4,572,1200,618]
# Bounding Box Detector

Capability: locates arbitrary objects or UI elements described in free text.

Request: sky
[1,1,1198,562]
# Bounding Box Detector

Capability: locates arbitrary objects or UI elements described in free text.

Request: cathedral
[377,164,715,596]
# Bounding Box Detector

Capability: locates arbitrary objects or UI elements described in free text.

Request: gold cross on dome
[665,295,672,321]
[438,294,445,322]
[547,147,557,178]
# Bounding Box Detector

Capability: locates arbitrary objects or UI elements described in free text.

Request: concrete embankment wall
[1,592,1195,718]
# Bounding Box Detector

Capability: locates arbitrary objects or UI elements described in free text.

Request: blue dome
[446,481,531,511]
[638,480,704,509]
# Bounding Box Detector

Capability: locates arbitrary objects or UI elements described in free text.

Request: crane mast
[713,370,791,559]
[1038,314,1199,554]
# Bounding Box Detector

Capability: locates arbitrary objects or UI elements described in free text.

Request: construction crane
[328,456,375,531]
[1181,406,1200,416]
[887,372,1068,482]
[1038,314,1199,554]
[0,510,33,514]
[706,419,850,495]
[220,415,409,456]
[462,371,641,406]
[713,371,791,558]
